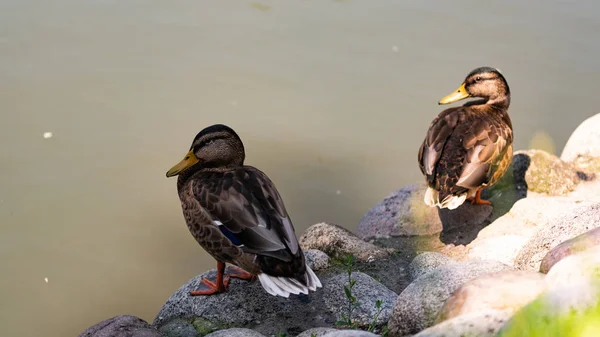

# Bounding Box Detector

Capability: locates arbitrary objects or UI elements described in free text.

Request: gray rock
[204,328,265,337]
[408,252,455,281]
[387,260,510,337]
[356,184,443,239]
[413,310,511,337]
[497,281,600,336]
[79,315,161,337]
[515,149,584,196]
[561,113,600,162]
[158,318,200,337]
[514,203,600,271]
[545,245,600,289]
[540,226,600,273]
[436,271,546,322]
[467,235,530,267]
[323,272,397,327]
[305,249,330,271]
[300,223,392,263]
[322,331,380,337]
[296,327,338,337]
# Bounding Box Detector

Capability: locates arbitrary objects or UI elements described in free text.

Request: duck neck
[486,95,510,109]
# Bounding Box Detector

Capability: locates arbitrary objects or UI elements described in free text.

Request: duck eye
[475,76,482,82]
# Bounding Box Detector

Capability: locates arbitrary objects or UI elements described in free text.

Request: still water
[1,0,599,336]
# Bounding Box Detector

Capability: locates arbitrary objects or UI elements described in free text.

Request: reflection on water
[1,0,599,336]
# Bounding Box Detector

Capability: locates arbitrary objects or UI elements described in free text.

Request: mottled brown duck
[418,67,513,209]
[166,124,321,297]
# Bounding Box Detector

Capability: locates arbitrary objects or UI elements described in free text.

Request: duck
[418,67,513,210]
[166,124,322,297]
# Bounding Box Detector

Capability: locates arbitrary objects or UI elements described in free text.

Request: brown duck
[418,67,513,209]
[166,124,321,297]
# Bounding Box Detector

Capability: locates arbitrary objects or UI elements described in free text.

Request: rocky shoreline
[80,114,600,337]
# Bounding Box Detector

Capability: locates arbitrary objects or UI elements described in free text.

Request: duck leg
[227,266,256,281]
[190,261,230,296]
[469,189,492,206]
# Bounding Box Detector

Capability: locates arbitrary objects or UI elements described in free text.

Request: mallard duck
[166,124,321,297]
[418,67,513,209]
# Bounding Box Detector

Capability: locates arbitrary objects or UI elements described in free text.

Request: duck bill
[166,150,199,177]
[438,83,470,105]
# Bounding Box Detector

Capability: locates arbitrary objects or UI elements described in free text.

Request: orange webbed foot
[189,276,230,296]
[468,189,493,206]
[227,266,256,281]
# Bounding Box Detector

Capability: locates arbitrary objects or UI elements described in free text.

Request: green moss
[524,150,579,195]
[191,317,224,336]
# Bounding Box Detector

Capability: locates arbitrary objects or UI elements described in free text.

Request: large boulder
[514,203,600,271]
[545,245,600,289]
[79,315,161,337]
[561,113,600,162]
[539,226,600,273]
[408,252,455,282]
[466,235,530,267]
[412,310,511,337]
[204,328,265,337]
[435,271,546,322]
[300,223,392,263]
[387,260,510,336]
[296,327,338,337]
[305,249,331,271]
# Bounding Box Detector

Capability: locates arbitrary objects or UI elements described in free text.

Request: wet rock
[297,327,337,337]
[561,113,600,162]
[305,249,331,271]
[356,184,442,239]
[412,310,511,337]
[539,226,600,273]
[408,252,455,281]
[387,260,510,336]
[497,281,600,337]
[154,267,331,336]
[436,271,546,322]
[79,315,161,337]
[300,223,392,263]
[514,203,600,271]
[545,245,600,289]
[322,331,380,337]
[467,235,529,266]
[323,272,397,327]
[352,254,411,294]
[204,328,265,337]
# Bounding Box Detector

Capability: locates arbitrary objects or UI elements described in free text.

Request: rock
[516,149,584,196]
[322,331,380,337]
[497,281,600,337]
[514,203,600,271]
[79,315,161,337]
[539,226,600,273]
[561,113,600,162]
[412,310,511,337]
[436,271,546,322]
[204,328,265,337]
[322,272,397,327]
[154,267,332,336]
[305,249,331,271]
[387,260,510,336]
[408,252,455,281]
[467,235,530,266]
[296,327,338,337]
[158,318,201,337]
[351,254,411,294]
[300,223,392,263]
[356,184,443,239]
[545,245,600,289]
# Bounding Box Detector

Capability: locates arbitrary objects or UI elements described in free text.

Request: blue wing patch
[216,221,243,246]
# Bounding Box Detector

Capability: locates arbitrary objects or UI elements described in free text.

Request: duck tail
[424,187,467,210]
[257,266,322,298]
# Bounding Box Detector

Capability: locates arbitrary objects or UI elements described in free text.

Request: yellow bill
[166,150,199,177]
[438,83,470,105]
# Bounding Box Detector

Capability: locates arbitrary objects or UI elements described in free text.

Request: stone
[356,184,443,239]
[78,315,161,337]
[436,271,546,322]
[516,149,583,195]
[561,113,600,162]
[299,223,392,263]
[158,318,200,337]
[204,328,265,337]
[412,310,511,337]
[540,226,600,273]
[497,281,600,337]
[467,235,530,266]
[545,245,600,289]
[514,203,600,271]
[322,331,380,337]
[387,260,510,336]
[296,327,338,337]
[408,252,455,281]
[305,249,331,271]
[322,272,397,328]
